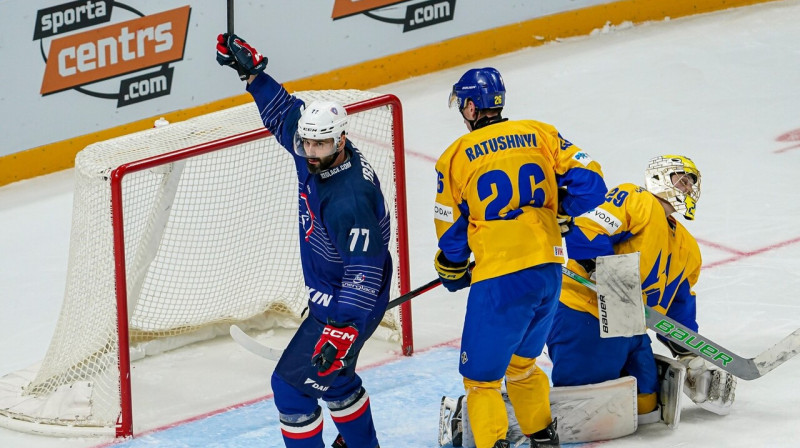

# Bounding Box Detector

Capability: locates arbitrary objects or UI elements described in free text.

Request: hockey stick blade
[563,266,800,380]
[231,261,476,361]
[229,324,284,360]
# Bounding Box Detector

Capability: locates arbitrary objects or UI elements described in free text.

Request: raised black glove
[216,33,267,80]
[434,250,471,292]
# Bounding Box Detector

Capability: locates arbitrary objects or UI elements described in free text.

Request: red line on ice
[700,236,800,269]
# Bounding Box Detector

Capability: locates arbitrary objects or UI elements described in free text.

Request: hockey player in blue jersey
[217,34,390,448]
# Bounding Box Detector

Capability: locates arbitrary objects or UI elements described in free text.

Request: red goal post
[0,91,411,438]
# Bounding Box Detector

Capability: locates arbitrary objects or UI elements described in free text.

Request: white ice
[2,1,800,446]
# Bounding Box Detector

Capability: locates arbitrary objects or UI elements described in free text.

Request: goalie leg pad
[549,376,638,444]
[453,377,637,446]
[653,354,686,429]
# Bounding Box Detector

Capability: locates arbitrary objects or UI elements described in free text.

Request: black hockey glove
[556,187,572,237]
[575,258,597,281]
[434,250,471,292]
[216,33,267,80]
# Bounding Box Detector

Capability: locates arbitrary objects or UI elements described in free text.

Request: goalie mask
[644,155,701,220]
[293,100,348,159]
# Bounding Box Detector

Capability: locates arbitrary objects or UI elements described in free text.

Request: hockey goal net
[0,90,411,437]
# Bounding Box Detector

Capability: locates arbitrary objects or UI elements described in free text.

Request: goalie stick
[231,262,475,361]
[562,265,800,380]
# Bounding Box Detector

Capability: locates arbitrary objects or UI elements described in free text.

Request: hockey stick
[227,0,234,34]
[563,265,800,380]
[231,262,475,361]
[225,0,249,79]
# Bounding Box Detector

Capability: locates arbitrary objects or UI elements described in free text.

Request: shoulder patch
[572,151,593,166]
[434,202,454,222]
[581,208,623,234]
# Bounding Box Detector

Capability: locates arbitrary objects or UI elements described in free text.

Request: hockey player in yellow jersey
[433,67,606,448]
[548,155,737,424]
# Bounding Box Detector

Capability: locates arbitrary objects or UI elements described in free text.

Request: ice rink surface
[2,0,800,446]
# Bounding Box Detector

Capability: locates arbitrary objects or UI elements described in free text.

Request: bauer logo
[34,2,190,107]
[331,0,455,33]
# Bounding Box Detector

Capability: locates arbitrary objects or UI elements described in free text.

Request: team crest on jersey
[558,132,574,151]
[461,351,468,365]
[299,193,315,241]
[353,273,366,284]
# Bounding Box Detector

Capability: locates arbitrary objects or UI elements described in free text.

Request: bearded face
[306,151,340,174]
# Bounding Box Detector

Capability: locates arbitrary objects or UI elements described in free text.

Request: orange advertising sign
[40,6,190,95]
[331,0,409,19]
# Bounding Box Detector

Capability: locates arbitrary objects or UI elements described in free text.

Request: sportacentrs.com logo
[33,1,190,107]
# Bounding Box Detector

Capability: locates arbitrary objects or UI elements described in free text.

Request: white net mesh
[0,90,407,434]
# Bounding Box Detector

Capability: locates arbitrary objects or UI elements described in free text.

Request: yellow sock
[638,392,657,414]
[505,355,553,434]
[463,377,506,448]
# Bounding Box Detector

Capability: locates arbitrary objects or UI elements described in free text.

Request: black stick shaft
[227,0,234,34]
[387,261,475,309]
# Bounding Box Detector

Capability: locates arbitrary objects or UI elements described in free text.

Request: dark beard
[306,152,339,174]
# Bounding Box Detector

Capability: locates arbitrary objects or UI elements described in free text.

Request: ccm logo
[323,327,356,342]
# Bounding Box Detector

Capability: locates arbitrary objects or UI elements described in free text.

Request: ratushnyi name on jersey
[465,133,538,161]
